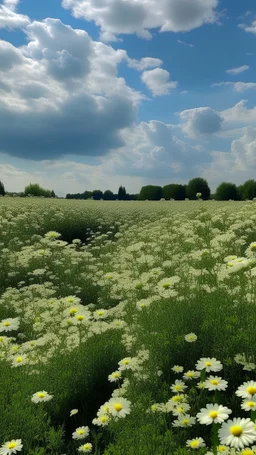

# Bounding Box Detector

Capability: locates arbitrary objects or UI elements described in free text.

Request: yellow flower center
[69,308,77,315]
[241,450,254,455]
[174,385,182,391]
[183,419,189,425]
[123,360,130,365]
[68,298,74,303]
[217,446,227,452]
[76,315,84,321]
[247,401,256,408]
[205,361,212,367]
[162,283,170,289]
[8,443,17,449]
[3,322,10,327]
[211,379,219,385]
[77,430,85,435]
[16,356,23,363]
[190,441,199,448]
[172,395,182,402]
[247,386,256,395]
[113,373,120,378]
[209,411,218,419]
[38,392,45,398]
[82,444,90,450]
[100,416,108,422]
[187,372,194,377]
[177,407,184,413]
[114,403,123,412]
[151,404,157,412]
[230,425,243,436]
[97,311,103,316]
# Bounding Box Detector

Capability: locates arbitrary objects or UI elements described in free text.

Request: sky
[1,0,256,196]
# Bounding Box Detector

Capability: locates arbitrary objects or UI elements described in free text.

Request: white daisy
[173,414,196,427]
[204,376,228,391]
[31,391,53,403]
[236,381,256,399]
[72,426,89,440]
[184,333,198,342]
[186,438,205,449]
[172,403,191,416]
[0,318,20,333]
[108,397,131,418]
[170,380,187,393]
[196,404,232,425]
[172,365,184,373]
[241,400,256,412]
[78,443,92,453]
[0,439,23,455]
[183,370,200,381]
[196,357,223,373]
[92,415,110,426]
[218,418,256,449]
[108,371,122,382]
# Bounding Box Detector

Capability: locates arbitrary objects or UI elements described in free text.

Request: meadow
[1,198,256,455]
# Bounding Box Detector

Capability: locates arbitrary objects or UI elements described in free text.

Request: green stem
[212,423,219,455]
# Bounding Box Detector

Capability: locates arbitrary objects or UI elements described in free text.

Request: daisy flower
[108,397,131,418]
[186,438,205,449]
[72,426,89,440]
[172,365,184,373]
[92,415,110,426]
[31,391,53,403]
[170,380,187,393]
[108,371,122,382]
[236,381,256,400]
[196,404,232,425]
[185,333,198,342]
[78,443,92,453]
[172,403,191,416]
[218,418,256,449]
[0,439,23,455]
[0,318,20,333]
[183,370,200,381]
[196,357,223,373]
[241,400,256,412]
[173,414,196,427]
[204,376,228,391]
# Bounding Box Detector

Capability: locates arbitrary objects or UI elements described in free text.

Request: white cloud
[212,81,256,92]
[62,0,219,41]
[141,68,178,96]
[225,65,249,75]
[127,56,163,71]
[180,107,223,138]
[177,40,194,48]
[0,1,30,30]
[221,100,256,125]
[239,20,256,35]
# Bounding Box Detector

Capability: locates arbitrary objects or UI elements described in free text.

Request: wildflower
[241,401,256,412]
[236,381,256,399]
[0,439,23,455]
[70,409,79,416]
[72,427,89,440]
[11,354,28,368]
[31,391,53,403]
[0,318,20,333]
[108,371,121,382]
[172,403,191,416]
[92,415,110,426]
[78,443,93,453]
[183,370,200,381]
[205,376,228,391]
[108,397,131,418]
[170,380,187,393]
[169,394,188,404]
[173,414,196,427]
[185,333,197,342]
[45,231,61,239]
[172,365,184,373]
[218,418,256,449]
[196,357,223,373]
[196,404,232,425]
[186,438,205,449]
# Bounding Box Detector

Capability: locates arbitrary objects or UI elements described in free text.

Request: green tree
[92,190,103,200]
[215,182,239,200]
[162,184,186,200]
[0,180,5,196]
[118,186,127,200]
[103,190,114,200]
[139,185,163,200]
[186,177,210,200]
[240,180,256,200]
[24,183,54,198]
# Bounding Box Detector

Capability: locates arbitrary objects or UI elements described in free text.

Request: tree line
[1,178,256,200]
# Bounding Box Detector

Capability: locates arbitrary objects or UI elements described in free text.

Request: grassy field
[1,199,256,455]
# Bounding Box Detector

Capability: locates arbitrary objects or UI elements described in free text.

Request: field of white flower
[1,198,256,455]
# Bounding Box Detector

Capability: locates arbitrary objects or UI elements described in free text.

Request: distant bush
[186,177,210,200]
[24,183,55,198]
[162,184,186,200]
[139,185,163,200]
[215,182,240,200]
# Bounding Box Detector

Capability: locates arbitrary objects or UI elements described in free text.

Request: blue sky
[0,0,256,195]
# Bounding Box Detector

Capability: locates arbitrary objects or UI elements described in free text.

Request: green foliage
[240,179,256,200]
[162,184,186,200]
[24,183,55,198]
[92,190,103,200]
[0,180,5,196]
[139,185,163,200]
[215,182,240,200]
[118,186,127,200]
[186,177,210,200]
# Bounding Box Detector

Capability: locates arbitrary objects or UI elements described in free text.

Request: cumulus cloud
[62,0,219,41]
[239,20,256,34]
[0,0,30,29]
[141,68,178,96]
[127,56,163,71]
[225,65,249,75]
[180,107,223,138]
[0,19,142,160]
[221,100,256,125]
[212,81,256,92]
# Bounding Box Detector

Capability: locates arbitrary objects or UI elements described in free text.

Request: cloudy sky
[1,0,256,195]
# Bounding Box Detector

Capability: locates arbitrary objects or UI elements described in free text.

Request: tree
[24,183,55,198]
[139,185,163,200]
[103,190,114,200]
[118,186,127,200]
[163,184,186,200]
[186,178,210,200]
[240,180,256,200]
[0,181,5,196]
[215,182,239,201]
[92,190,103,200]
